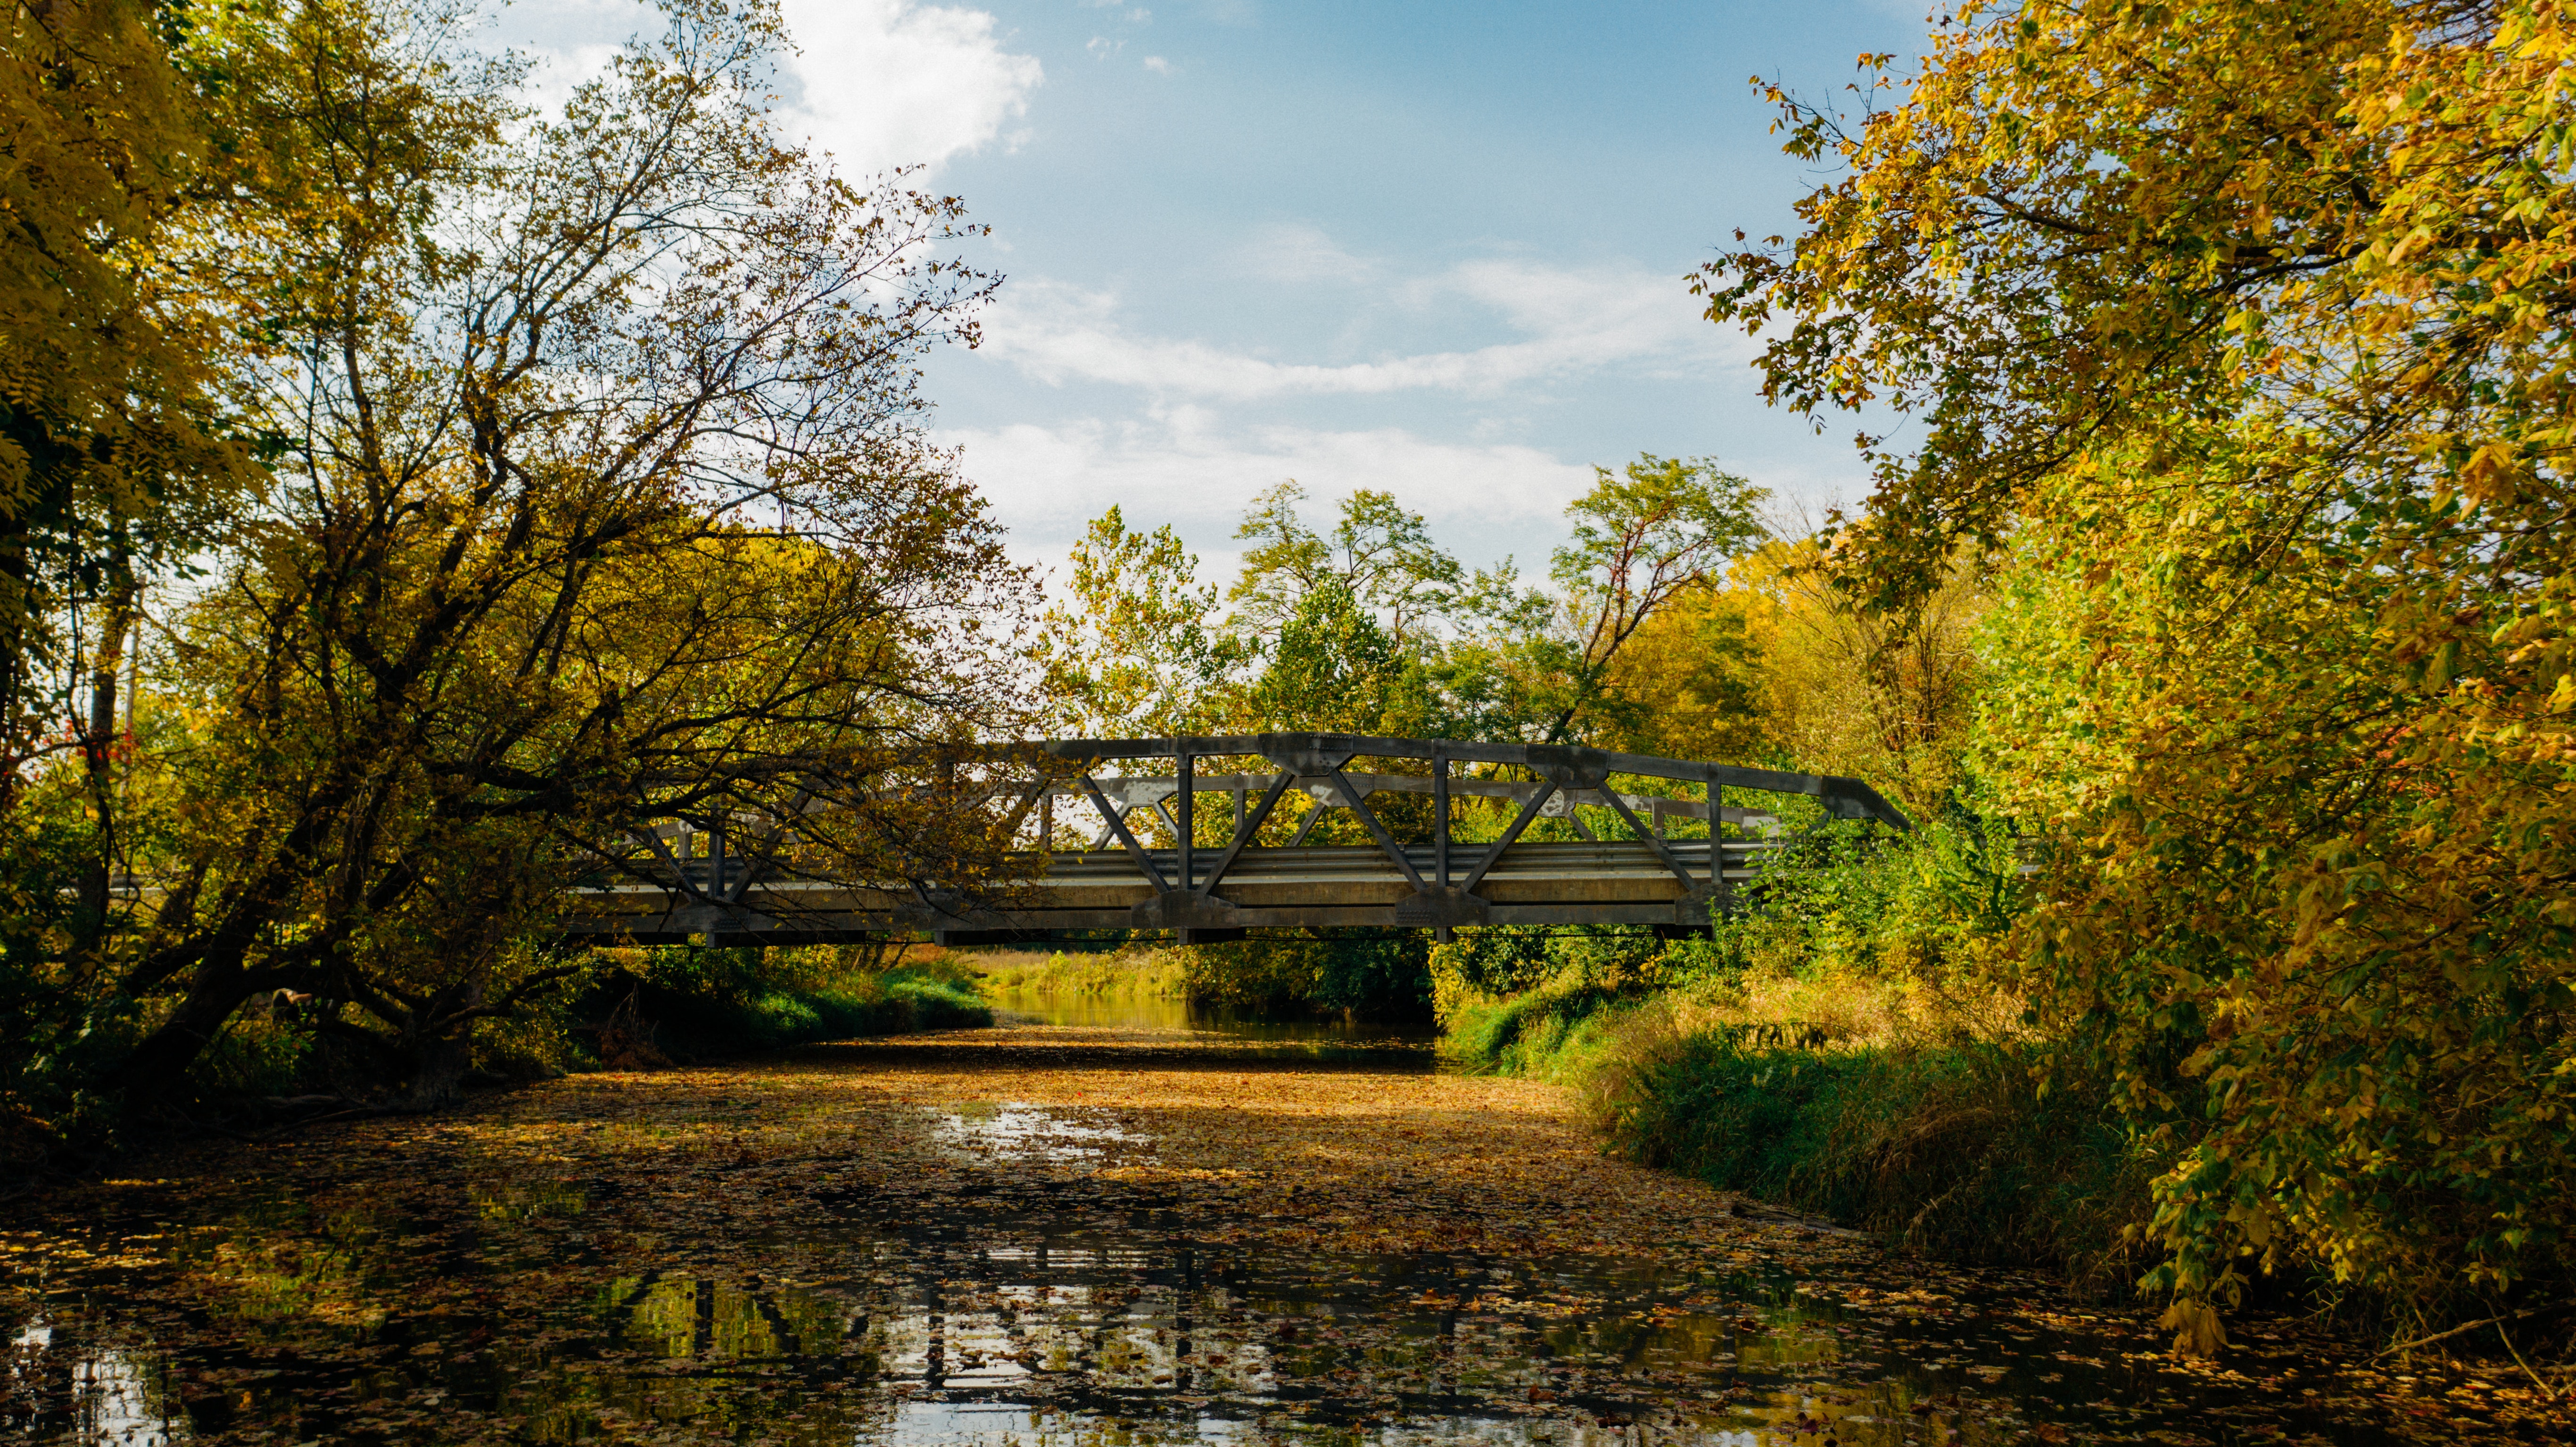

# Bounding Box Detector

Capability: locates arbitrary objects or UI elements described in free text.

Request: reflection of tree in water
[3,1041,2464,1447]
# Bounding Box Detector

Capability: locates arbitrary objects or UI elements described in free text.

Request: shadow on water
[0,998,2525,1446]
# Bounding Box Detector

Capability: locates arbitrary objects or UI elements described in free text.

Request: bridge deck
[564,839,1787,943]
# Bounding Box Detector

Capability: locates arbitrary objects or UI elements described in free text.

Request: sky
[516,0,1932,589]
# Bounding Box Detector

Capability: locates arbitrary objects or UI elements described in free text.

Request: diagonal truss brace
[1458,779,1558,895]
[1326,765,1426,891]
[1082,773,1171,894]
[1594,787,1701,891]
[1191,771,1298,897]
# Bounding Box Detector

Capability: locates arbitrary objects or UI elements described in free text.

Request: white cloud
[1142,55,1174,74]
[776,0,1043,174]
[1086,35,1123,58]
[981,255,1738,401]
[521,41,627,118]
[1235,222,1377,285]
[943,409,1598,552]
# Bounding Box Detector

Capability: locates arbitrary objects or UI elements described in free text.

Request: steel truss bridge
[564,734,1911,945]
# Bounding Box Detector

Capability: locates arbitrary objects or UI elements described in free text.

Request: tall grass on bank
[1444,969,2166,1289]
[1605,1028,2165,1287]
[1431,810,2171,1291]
[580,945,990,1066]
[966,947,1189,999]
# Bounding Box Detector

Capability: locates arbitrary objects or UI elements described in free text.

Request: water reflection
[7,1200,2422,1447]
[5,1324,182,1447]
[933,1103,1147,1166]
[988,992,1430,1048]
[0,1001,2467,1447]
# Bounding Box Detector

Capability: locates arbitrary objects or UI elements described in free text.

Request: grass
[612,968,993,1064]
[1441,963,2170,1292]
[960,946,1189,998]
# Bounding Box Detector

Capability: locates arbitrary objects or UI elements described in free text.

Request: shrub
[969,947,1187,998]
[1160,932,1434,1020]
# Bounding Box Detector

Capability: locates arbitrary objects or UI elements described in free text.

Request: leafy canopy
[1708,0,2576,1342]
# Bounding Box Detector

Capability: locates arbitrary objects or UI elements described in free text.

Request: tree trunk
[101,955,266,1110]
[77,580,135,936]
[399,981,483,1109]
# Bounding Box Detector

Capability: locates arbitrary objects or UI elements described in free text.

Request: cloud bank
[777,0,1044,174]
[980,256,1737,402]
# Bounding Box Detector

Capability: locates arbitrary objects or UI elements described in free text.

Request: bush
[1160,932,1435,1020]
[1703,811,2025,989]
[592,945,991,1061]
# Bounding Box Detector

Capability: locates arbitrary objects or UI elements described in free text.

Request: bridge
[562,734,1911,945]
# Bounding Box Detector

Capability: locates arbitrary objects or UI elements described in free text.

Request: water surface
[1,1002,2547,1446]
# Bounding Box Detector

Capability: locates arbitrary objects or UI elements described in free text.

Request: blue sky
[527,0,1931,585]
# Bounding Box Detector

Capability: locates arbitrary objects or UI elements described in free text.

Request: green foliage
[1040,505,1245,737]
[1052,454,1773,751]
[1431,925,1684,1002]
[1441,975,1642,1081]
[1705,0,2576,1340]
[603,945,991,1061]
[1240,578,1438,736]
[970,949,1189,998]
[1708,813,2025,986]
[1164,933,1434,1020]
[1226,483,1469,646]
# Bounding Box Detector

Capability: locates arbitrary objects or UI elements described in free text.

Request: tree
[0,0,249,929]
[1039,505,1242,738]
[1226,481,1466,645]
[1706,0,2576,1344]
[0,0,270,1149]
[1533,454,1768,744]
[1240,576,1426,736]
[97,0,1030,1110]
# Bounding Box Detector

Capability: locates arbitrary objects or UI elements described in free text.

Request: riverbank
[5,1016,2552,1444]
[1437,978,2164,1291]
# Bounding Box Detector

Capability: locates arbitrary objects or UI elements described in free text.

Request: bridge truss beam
[563,734,1909,944]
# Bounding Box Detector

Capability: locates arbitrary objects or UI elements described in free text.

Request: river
[0,999,2549,1444]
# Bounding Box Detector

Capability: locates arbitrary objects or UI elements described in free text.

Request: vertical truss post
[1709,774,1735,922]
[1176,747,1195,891]
[1433,749,1451,888]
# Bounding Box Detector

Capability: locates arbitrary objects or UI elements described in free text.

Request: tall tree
[100,0,1028,1110]
[1227,481,1466,645]
[0,0,247,917]
[1705,0,2576,1344]
[1039,505,1242,738]
[1535,454,1769,744]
